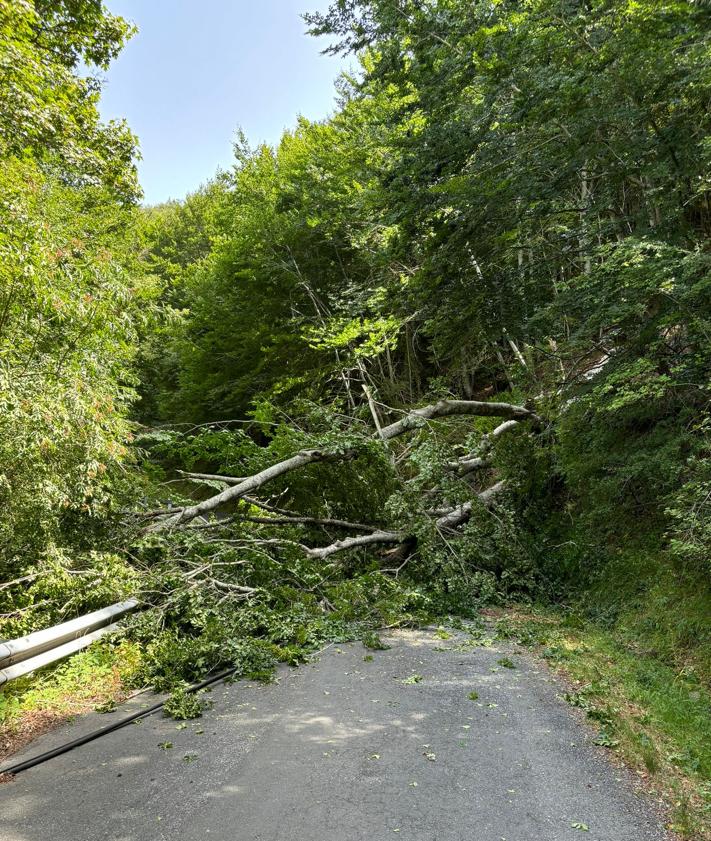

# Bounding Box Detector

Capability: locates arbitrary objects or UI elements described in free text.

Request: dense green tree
[3,0,708,740]
[146,119,396,421]
[302,0,711,552]
[0,1,153,617]
[0,0,138,200]
[138,0,711,621]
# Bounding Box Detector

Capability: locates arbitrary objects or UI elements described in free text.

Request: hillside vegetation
[0,0,709,833]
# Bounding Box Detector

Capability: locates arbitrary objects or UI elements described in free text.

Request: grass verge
[493,606,711,840]
[0,639,143,766]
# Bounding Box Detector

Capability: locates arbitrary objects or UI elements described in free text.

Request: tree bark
[150,399,537,531]
[239,514,377,533]
[303,480,507,561]
[447,419,520,475]
[303,529,406,560]
[379,399,536,441]
[452,455,493,476]
[178,470,245,484]
[151,449,338,530]
[434,481,506,530]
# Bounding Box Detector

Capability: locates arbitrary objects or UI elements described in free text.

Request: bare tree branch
[379,400,537,441]
[487,418,522,440]
[239,514,378,532]
[450,455,493,476]
[178,470,246,484]
[361,382,385,439]
[448,419,521,476]
[0,573,40,591]
[125,506,184,520]
[435,481,507,530]
[149,449,339,530]
[242,496,295,516]
[303,529,406,560]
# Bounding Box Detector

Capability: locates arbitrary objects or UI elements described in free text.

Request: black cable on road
[0,667,238,777]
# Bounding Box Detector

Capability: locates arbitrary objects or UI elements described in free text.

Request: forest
[0,0,710,833]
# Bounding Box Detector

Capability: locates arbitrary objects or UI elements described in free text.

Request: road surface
[0,627,671,841]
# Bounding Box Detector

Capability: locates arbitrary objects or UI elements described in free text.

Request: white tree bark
[434,481,507,530]
[304,481,507,561]
[150,400,537,531]
[178,470,245,484]
[240,513,376,532]
[448,419,520,475]
[152,449,337,530]
[303,529,406,560]
[379,399,536,440]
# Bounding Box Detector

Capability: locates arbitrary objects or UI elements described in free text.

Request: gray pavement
[0,627,671,841]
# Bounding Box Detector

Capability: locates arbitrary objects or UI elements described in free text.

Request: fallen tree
[148,398,538,532]
[141,398,541,570]
[377,400,538,441]
[302,480,508,560]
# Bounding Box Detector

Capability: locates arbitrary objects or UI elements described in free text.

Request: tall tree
[0,1,153,603]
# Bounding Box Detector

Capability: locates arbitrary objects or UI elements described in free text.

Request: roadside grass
[0,640,143,764]
[494,608,711,840]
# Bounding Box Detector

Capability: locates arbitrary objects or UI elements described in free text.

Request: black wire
[0,667,238,777]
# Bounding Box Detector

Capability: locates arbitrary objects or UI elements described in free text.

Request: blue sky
[99,1,349,205]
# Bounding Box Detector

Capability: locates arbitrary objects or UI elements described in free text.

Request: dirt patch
[0,679,134,766]
[0,707,73,765]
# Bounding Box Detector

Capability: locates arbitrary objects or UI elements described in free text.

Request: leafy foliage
[99,0,711,700]
[1,14,710,831]
[0,1,154,632]
[163,686,206,720]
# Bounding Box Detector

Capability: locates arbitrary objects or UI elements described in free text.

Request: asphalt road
[0,627,671,841]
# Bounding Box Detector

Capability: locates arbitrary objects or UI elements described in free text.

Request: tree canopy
[1,5,710,822]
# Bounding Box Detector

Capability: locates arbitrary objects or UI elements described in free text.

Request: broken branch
[379,400,537,441]
[150,449,339,530]
[303,529,406,560]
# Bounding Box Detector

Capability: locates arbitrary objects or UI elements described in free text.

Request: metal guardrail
[0,599,138,687]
